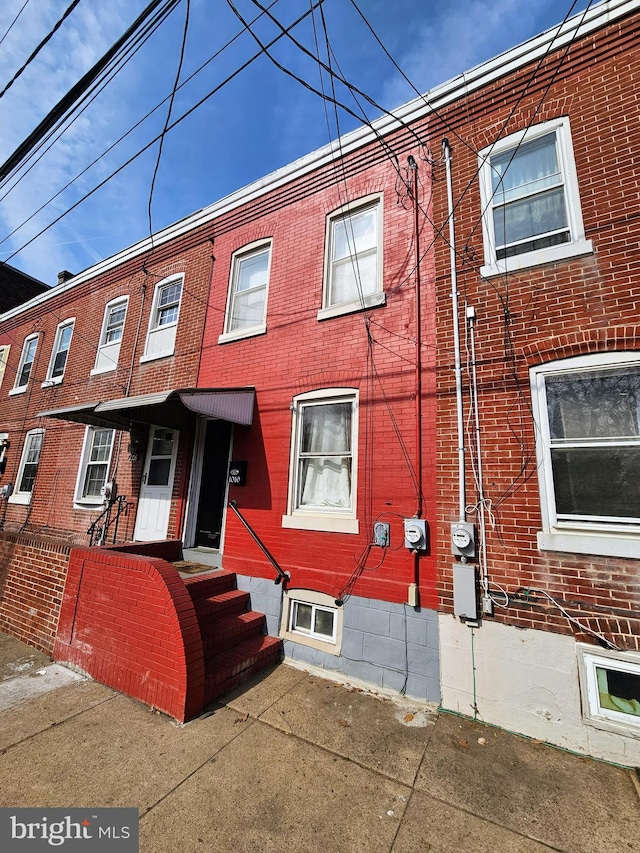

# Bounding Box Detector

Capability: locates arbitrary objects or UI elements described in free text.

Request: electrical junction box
[373,522,390,547]
[404,518,428,551]
[451,521,477,559]
[0,483,13,500]
[453,562,478,621]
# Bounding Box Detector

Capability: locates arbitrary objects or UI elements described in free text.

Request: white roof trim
[2,0,636,322]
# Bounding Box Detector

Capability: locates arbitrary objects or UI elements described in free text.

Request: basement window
[577,644,640,737]
[280,589,343,655]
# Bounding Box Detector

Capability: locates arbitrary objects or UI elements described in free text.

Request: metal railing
[87,495,129,547]
[228,500,290,586]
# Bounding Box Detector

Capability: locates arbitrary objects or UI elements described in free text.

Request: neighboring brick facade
[430,8,640,654]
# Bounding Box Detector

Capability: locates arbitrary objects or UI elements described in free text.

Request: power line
[0,0,83,101]
[0,0,30,47]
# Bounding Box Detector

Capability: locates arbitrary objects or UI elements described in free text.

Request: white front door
[134,426,178,541]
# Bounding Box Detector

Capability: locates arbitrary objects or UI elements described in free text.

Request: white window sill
[282,513,359,534]
[537,529,640,559]
[218,323,266,344]
[90,365,117,376]
[41,376,63,388]
[140,350,175,364]
[73,500,105,510]
[317,292,386,321]
[481,239,593,278]
[8,387,27,397]
[8,493,31,505]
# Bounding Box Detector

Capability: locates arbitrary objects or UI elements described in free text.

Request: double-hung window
[9,429,44,504]
[531,353,640,557]
[282,388,358,534]
[319,196,384,320]
[0,345,9,390]
[479,118,592,276]
[75,427,115,505]
[142,275,183,362]
[10,334,38,394]
[92,297,128,374]
[219,241,271,342]
[43,319,74,385]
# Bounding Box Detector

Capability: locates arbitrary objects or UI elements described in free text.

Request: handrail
[228,500,290,586]
[87,495,129,547]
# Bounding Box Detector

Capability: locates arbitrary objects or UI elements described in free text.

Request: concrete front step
[202,610,266,657]
[204,634,282,703]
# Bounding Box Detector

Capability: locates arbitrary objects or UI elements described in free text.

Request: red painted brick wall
[430,11,640,650]
[198,148,439,607]
[0,531,70,654]
[54,545,204,722]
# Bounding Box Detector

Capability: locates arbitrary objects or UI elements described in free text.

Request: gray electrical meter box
[451,521,476,559]
[453,563,478,620]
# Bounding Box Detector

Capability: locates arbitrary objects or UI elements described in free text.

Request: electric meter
[404,518,428,551]
[451,521,476,558]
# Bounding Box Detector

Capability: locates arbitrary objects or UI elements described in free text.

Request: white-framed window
[577,644,640,738]
[8,428,44,504]
[74,426,115,506]
[479,117,592,277]
[92,297,129,375]
[141,274,183,362]
[282,388,359,534]
[43,318,74,386]
[9,333,38,395]
[219,240,271,343]
[280,589,343,655]
[0,345,9,390]
[319,195,384,321]
[531,352,640,558]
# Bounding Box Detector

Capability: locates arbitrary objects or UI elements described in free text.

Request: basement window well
[280,589,343,655]
[577,644,640,737]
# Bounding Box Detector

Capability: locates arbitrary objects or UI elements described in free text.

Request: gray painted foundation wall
[236,574,441,703]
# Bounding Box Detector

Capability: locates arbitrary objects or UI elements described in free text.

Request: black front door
[195,419,232,549]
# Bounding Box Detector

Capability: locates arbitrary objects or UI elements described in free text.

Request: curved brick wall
[54,543,204,722]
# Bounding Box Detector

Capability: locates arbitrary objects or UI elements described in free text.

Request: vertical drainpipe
[442,139,466,521]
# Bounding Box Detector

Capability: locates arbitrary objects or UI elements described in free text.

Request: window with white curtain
[319,196,384,320]
[219,240,271,342]
[74,426,115,505]
[43,318,74,385]
[282,388,359,534]
[479,118,591,276]
[531,352,640,558]
[92,296,128,374]
[9,429,44,504]
[10,334,38,394]
[141,274,184,362]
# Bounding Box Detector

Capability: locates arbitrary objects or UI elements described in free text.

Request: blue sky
[0,0,590,285]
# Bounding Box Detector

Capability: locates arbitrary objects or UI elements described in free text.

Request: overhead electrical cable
[0,0,83,101]
[0,0,30,47]
[0,0,181,184]
[0,0,283,244]
[2,0,327,263]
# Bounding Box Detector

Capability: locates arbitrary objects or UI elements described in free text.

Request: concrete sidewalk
[0,633,638,852]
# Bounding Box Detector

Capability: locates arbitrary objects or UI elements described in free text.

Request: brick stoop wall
[53,541,205,722]
[0,531,70,655]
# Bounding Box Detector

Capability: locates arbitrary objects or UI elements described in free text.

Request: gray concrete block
[407,644,439,678]
[341,657,383,687]
[341,627,364,659]
[363,634,407,670]
[345,603,389,636]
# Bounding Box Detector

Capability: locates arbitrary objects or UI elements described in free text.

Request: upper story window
[319,196,385,321]
[531,352,640,558]
[479,118,592,277]
[43,319,74,386]
[10,333,38,395]
[219,241,271,343]
[282,388,359,534]
[0,345,9,390]
[9,428,44,505]
[92,297,129,375]
[74,426,115,506]
[141,275,183,363]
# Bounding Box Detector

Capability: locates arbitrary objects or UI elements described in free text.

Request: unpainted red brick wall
[54,545,204,721]
[0,235,214,543]
[0,531,70,654]
[430,12,640,650]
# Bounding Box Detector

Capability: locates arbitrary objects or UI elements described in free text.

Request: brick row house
[1,0,639,763]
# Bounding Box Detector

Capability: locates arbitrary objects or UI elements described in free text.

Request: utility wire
[0,0,181,183]
[0,0,30,47]
[0,0,82,101]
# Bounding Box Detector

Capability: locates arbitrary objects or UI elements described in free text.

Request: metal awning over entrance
[36,387,255,431]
